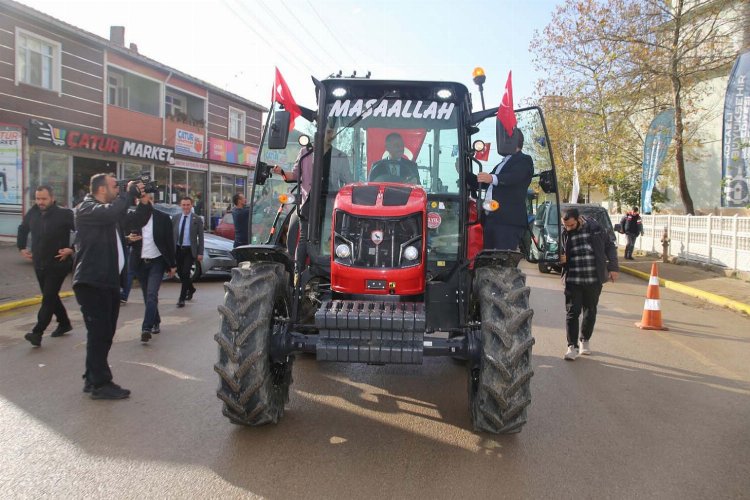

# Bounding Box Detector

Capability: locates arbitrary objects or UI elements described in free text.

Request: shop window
[172,169,187,204]
[154,165,169,203]
[30,151,69,207]
[229,107,245,141]
[187,171,207,219]
[16,29,61,92]
[106,66,160,116]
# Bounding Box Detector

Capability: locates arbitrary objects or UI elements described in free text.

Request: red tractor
[215,76,560,433]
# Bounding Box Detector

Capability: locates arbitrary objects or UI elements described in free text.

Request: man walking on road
[560,207,619,361]
[172,197,203,308]
[17,185,75,347]
[620,206,644,260]
[125,194,177,343]
[74,174,151,399]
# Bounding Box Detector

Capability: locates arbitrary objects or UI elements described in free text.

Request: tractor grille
[333,211,422,269]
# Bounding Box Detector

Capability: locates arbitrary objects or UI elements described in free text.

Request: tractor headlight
[335,243,351,259]
[403,245,419,261]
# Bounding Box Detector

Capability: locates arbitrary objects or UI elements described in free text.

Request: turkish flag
[475,143,491,161]
[272,67,302,132]
[365,128,427,172]
[497,71,517,136]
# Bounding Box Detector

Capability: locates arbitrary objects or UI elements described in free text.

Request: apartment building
[0,0,266,235]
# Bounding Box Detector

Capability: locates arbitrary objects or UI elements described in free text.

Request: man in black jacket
[471,130,534,250]
[560,207,619,361]
[231,192,250,248]
[74,173,151,400]
[125,194,177,343]
[620,206,644,260]
[17,185,75,347]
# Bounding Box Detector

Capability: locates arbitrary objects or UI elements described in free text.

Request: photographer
[73,173,152,400]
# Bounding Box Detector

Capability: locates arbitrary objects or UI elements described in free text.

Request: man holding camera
[74,173,152,400]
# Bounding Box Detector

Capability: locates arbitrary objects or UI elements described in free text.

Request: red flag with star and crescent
[272,67,302,132]
[497,71,517,136]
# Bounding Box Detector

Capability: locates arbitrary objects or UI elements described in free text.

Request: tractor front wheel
[214,262,294,425]
[469,266,535,434]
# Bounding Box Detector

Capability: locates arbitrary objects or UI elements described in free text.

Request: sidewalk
[619,249,750,316]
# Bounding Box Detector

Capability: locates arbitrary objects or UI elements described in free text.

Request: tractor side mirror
[268,110,291,149]
[539,170,557,193]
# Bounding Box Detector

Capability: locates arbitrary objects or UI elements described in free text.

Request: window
[16,29,61,92]
[108,73,128,108]
[229,107,245,141]
[165,92,186,117]
[106,66,160,116]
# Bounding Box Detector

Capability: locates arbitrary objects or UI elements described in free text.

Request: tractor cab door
[470,107,561,266]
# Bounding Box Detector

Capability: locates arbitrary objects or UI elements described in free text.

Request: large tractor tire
[469,266,535,434]
[214,261,294,426]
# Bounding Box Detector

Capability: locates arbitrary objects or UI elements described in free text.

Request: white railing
[610,214,750,272]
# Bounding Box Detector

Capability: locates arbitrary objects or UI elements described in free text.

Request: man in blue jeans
[125,194,176,343]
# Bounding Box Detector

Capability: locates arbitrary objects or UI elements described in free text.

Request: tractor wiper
[331,91,396,140]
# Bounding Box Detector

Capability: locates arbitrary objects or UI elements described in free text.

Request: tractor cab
[218,76,561,434]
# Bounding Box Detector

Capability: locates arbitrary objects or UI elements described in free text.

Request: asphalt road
[1,265,749,499]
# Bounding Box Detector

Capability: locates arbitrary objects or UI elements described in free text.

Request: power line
[304,0,358,68]
[278,0,341,69]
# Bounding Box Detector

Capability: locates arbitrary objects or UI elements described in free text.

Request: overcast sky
[17,0,558,110]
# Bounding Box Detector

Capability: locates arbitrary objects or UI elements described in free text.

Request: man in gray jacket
[560,207,619,361]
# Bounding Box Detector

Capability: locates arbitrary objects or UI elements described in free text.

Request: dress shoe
[50,323,73,337]
[83,380,93,393]
[90,382,130,400]
[24,331,42,347]
[141,331,152,342]
[177,301,185,308]
[151,324,160,334]
[187,287,196,301]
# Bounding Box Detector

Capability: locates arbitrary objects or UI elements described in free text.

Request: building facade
[0,0,265,235]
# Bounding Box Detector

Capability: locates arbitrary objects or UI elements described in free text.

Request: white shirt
[116,227,125,272]
[484,154,511,212]
[141,215,162,259]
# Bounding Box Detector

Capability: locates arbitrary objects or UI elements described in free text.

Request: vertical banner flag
[641,109,675,214]
[272,68,302,132]
[571,165,580,204]
[722,50,750,207]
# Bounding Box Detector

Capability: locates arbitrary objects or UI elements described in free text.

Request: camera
[117,171,159,195]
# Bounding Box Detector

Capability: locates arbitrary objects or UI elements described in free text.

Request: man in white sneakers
[559,207,619,360]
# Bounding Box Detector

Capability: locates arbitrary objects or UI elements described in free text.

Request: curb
[0,291,75,313]
[619,265,750,316]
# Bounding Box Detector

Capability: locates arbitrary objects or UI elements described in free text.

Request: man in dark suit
[470,130,534,250]
[368,132,420,184]
[125,194,177,342]
[172,196,204,307]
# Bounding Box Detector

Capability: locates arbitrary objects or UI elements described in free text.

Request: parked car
[528,202,617,273]
[149,204,236,281]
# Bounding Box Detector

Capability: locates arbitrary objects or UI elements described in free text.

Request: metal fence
[611,214,750,272]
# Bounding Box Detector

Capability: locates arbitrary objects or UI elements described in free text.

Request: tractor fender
[231,244,294,281]
[472,249,524,270]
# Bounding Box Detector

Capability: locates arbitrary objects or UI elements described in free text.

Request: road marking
[123,361,201,381]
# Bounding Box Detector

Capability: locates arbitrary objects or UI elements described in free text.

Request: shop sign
[173,158,208,170]
[175,128,204,158]
[28,119,174,164]
[208,137,257,167]
[0,124,23,209]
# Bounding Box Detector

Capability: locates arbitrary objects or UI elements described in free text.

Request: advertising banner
[641,109,675,213]
[28,119,174,164]
[175,128,204,158]
[722,50,750,207]
[208,137,258,167]
[0,124,23,209]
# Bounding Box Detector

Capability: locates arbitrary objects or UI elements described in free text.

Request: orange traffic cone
[635,262,668,330]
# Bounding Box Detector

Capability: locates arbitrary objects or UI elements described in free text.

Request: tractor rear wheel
[214,262,294,425]
[469,266,535,434]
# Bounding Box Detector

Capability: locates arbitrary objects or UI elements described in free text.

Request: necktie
[179,215,187,246]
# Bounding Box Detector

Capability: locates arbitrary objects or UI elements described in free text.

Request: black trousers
[74,284,120,387]
[32,265,71,334]
[176,247,195,301]
[483,222,526,251]
[565,282,603,347]
[625,234,638,258]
